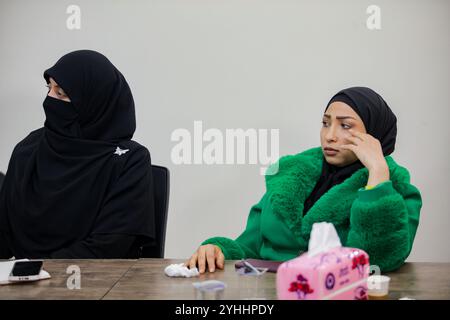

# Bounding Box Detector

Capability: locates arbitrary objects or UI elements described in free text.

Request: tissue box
[276,247,369,300]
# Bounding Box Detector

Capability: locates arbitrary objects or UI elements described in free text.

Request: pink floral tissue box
[276,246,370,300]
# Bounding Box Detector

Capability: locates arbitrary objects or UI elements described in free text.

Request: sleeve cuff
[358,180,395,202]
[201,237,246,260]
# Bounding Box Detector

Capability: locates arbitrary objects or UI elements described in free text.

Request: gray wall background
[0,0,449,262]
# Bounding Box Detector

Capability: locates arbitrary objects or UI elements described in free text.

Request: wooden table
[0,259,449,300]
[0,259,136,300]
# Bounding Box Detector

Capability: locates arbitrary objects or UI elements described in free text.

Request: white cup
[367,275,391,297]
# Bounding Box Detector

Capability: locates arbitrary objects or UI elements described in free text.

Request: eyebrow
[323,114,356,120]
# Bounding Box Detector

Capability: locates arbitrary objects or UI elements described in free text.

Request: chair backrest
[140,165,170,258]
[0,171,5,193]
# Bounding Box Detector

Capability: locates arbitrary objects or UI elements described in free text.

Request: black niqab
[0,50,155,258]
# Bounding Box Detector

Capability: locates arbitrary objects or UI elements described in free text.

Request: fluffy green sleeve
[346,180,422,272]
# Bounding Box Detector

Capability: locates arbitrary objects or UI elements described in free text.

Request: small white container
[367,275,391,297]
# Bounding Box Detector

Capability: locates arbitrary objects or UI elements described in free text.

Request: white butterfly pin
[114,146,129,156]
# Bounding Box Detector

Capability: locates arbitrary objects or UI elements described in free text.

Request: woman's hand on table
[185,244,224,273]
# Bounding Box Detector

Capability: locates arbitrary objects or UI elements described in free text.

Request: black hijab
[0,50,155,258]
[303,86,397,215]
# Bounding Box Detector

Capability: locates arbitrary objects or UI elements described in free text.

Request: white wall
[0,0,449,262]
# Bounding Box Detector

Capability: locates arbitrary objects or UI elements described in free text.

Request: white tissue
[307,222,342,257]
[164,263,199,278]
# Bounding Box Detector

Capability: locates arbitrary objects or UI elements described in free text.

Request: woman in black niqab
[0,50,155,259]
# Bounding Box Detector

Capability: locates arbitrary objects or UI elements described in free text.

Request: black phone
[9,260,43,281]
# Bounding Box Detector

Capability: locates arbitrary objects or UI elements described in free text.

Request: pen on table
[243,260,261,275]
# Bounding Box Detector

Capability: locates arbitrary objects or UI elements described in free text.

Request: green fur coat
[203,147,422,272]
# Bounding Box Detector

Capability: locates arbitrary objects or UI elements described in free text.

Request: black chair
[0,171,5,192]
[140,165,170,258]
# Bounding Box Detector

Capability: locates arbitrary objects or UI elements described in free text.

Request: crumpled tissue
[164,263,199,278]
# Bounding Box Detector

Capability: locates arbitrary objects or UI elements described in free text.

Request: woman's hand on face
[185,244,225,273]
[339,129,387,171]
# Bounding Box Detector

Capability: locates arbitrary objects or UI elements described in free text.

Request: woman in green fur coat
[186,87,422,273]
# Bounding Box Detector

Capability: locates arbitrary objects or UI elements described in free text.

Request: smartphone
[8,260,43,282]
